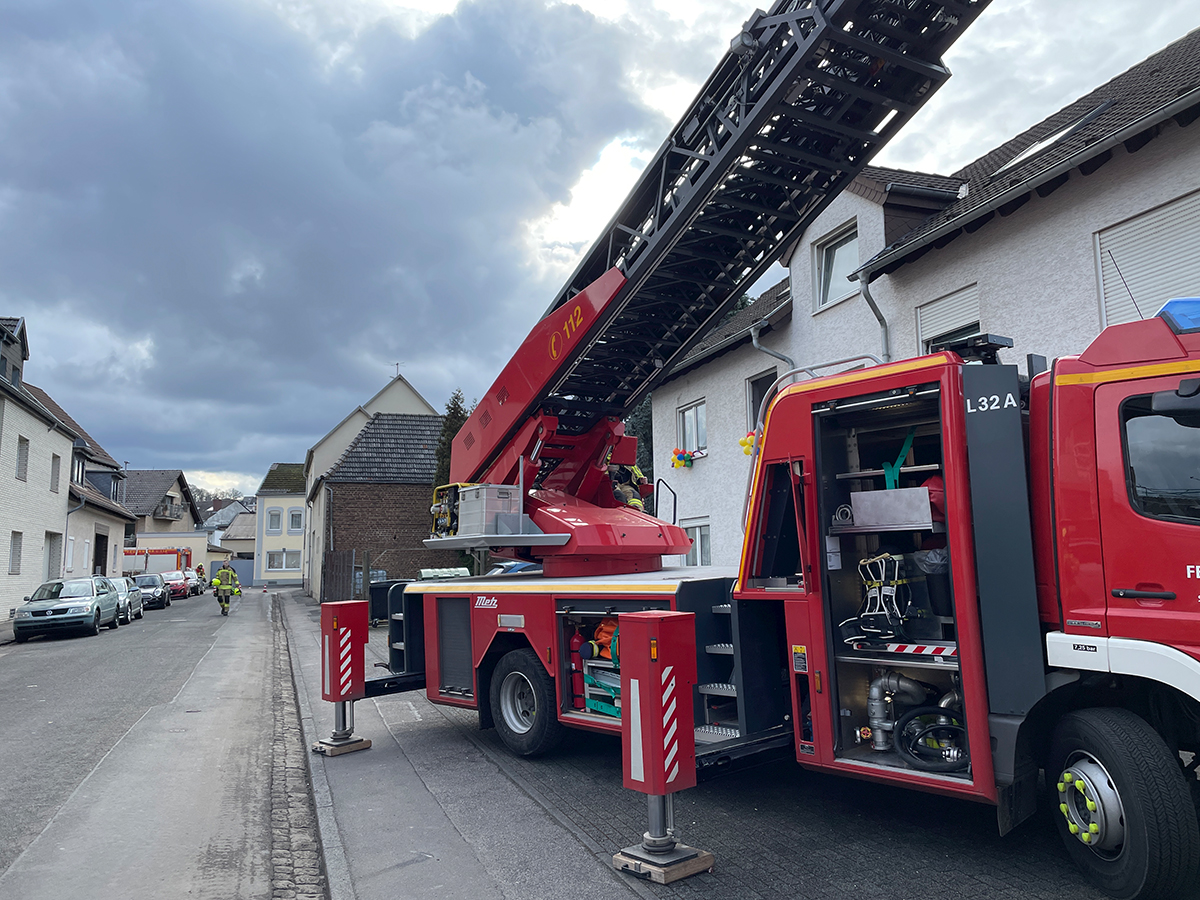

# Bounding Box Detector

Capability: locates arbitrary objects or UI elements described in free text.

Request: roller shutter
[1098,189,1200,326]
[917,284,980,349]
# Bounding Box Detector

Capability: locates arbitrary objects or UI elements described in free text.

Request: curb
[280,594,356,900]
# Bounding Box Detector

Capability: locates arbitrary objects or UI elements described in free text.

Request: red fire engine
[364,2,1200,896]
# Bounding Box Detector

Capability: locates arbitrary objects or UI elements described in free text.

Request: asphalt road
[0,589,280,899]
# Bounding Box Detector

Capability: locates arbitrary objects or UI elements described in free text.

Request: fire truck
[365,1,1200,896]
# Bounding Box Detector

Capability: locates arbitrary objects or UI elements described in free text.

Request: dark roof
[257,462,306,495]
[23,383,121,469]
[326,413,442,484]
[857,166,963,194]
[662,277,792,381]
[0,317,19,332]
[122,469,202,523]
[203,501,249,528]
[859,27,1200,280]
[222,512,257,541]
[69,481,136,522]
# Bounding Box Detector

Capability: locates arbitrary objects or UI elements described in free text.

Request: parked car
[13,576,122,642]
[184,568,202,595]
[134,573,170,609]
[162,570,189,601]
[113,576,145,623]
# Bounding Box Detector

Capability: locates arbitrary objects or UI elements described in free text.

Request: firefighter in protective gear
[212,561,239,616]
[608,462,648,511]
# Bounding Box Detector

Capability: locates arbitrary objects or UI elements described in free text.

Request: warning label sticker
[792,644,808,673]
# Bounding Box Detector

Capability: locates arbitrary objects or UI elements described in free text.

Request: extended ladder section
[455,0,990,489]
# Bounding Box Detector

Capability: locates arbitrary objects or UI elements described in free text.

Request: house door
[1095,376,1200,647]
[93,533,109,576]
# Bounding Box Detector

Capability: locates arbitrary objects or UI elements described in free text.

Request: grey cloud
[0,0,665,482]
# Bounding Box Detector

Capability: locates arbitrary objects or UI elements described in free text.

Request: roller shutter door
[1098,189,1200,326]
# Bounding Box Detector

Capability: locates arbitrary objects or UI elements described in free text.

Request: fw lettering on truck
[351,1,1200,896]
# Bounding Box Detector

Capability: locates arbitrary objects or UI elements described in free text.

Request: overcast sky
[3,0,1197,495]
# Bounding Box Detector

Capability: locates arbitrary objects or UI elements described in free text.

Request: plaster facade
[651,320,792,568]
[255,492,305,586]
[0,396,71,618]
[786,120,1200,372]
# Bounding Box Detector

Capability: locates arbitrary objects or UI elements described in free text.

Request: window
[288,508,303,533]
[1121,394,1200,525]
[10,366,19,387]
[747,369,777,430]
[678,400,707,453]
[71,453,85,484]
[815,224,858,308]
[9,531,22,575]
[110,477,120,502]
[50,454,61,493]
[16,436,29,481]
[267,508,282,533]
[992,100,1112,178]
[66,536,75,573]
[683,523,711,567]
[267,550,301,570]
[917,284,980,352]
[925,322,981,354]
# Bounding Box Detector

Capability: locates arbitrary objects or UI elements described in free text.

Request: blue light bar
[1157,298,1200,335]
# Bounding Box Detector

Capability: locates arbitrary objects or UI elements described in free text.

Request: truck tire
[1048,708,1200,900]
[489,648,565,757]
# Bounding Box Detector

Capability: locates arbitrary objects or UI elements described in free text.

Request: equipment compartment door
[1096,377,1200,647]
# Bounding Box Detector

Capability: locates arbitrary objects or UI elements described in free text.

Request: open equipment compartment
[813,381,971,780]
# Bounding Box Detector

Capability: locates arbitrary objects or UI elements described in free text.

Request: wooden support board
[613,846,714,883]
[311,738,372,757]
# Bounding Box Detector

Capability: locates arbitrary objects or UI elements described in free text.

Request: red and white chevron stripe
[854,642,958,656]
[661,665,679,784]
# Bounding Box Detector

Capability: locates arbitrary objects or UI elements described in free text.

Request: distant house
[221,512,257,559]
[309,413,460,598]
[302,375,440,598]
[202,500,250,544]
[121,470,224,572]
[254,463,306,586]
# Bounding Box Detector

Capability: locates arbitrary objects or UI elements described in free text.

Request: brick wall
[329,483,460,579]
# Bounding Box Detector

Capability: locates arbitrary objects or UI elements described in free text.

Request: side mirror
[23,596,30,602]
[1152,378,1200,426]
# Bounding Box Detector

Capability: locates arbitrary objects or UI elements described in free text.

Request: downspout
[749,319,795,370]
[857,273,892,363]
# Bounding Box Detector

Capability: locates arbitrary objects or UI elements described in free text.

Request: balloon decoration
[739,432,756,456]
[671,448,694,468]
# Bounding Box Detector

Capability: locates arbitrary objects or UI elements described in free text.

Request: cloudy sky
[3,0,1197,495]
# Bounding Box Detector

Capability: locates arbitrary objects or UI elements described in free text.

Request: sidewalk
[279,590,648,900]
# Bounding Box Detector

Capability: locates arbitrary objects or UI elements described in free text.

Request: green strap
[882,428,916,490]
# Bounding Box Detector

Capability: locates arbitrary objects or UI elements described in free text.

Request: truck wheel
[1048,708,1200,900]
[489,648,564,757]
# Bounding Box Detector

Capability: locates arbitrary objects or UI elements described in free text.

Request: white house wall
[0,397,72,619]
[651,323,792,568]
[65,507,128,578]
[788,121,1200,372]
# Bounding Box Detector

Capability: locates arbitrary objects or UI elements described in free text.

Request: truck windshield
[1122,397,1200,524]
